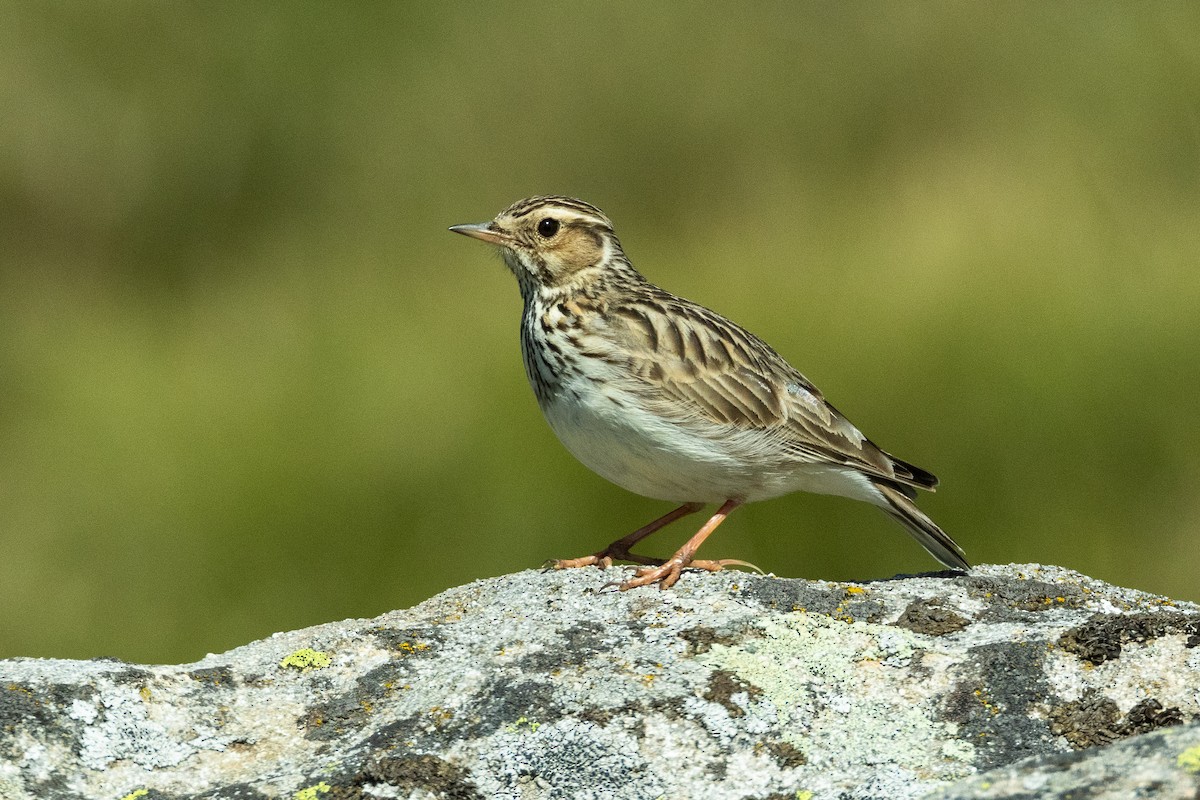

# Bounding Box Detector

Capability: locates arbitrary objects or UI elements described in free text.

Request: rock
[1,563,1198,800]
[927,720,1200,800]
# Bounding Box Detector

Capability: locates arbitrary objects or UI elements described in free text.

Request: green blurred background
[2,3,1197,664]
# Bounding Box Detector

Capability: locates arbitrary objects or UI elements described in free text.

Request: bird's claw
[690,557,765,575]
[544,553,614,571]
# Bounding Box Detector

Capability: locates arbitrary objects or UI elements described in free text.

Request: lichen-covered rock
[926,720,1200,800]
[1,564,1197,799]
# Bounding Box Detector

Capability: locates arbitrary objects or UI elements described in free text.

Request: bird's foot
[611,558,688,590]
[544,553,613,571]
[543,503,707,575]
[543,547,662,572]
[605,556,763,591]
[609,561,696,592]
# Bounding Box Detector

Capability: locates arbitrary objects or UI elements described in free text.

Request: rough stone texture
[1,563,1198,800]
[927,720,1200,800]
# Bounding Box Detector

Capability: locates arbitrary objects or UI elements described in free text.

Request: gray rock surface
[928,719,1200,800]
[1,563,1198,800]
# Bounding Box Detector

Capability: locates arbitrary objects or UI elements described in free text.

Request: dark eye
[537,218,560,238]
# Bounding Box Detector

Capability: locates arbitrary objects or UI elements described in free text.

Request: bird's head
[450,196,632,296]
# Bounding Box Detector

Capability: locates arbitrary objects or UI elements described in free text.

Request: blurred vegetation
[1,3,1197,663]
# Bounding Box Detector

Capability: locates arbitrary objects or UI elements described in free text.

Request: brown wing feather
[606,289,930,489]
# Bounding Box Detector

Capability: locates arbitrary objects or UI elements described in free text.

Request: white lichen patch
[699,612,976,794]
[67,697,99,725]
[78,685,196,771]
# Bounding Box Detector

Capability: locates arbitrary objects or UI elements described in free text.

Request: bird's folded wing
[606,295,903,481]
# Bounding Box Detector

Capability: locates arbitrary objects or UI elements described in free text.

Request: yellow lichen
[279,648,332,671]
[294,782,331,800]
[1178,745,1200,774]
[506,715,542,733]
[121,791,150,800]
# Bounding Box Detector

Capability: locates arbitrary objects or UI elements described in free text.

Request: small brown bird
[451,196,967,589]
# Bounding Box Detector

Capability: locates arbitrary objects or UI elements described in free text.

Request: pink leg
[618,499,744,590]
[547,502,705,570]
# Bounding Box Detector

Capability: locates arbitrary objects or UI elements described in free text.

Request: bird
[449,196,967,590]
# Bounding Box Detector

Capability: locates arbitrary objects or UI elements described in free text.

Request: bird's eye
[537,218,560,238]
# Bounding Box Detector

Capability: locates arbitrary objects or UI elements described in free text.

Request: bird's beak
[449,222,513,246]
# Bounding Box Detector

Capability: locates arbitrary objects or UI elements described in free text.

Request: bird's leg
[546,502,704,570]
[616,499,744,590]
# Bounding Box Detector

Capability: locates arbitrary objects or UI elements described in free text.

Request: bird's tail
[871,479,969,570]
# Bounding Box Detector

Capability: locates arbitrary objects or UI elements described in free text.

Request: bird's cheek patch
[555,230,606,273]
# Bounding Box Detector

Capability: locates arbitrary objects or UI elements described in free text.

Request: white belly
[538,381,878,506]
